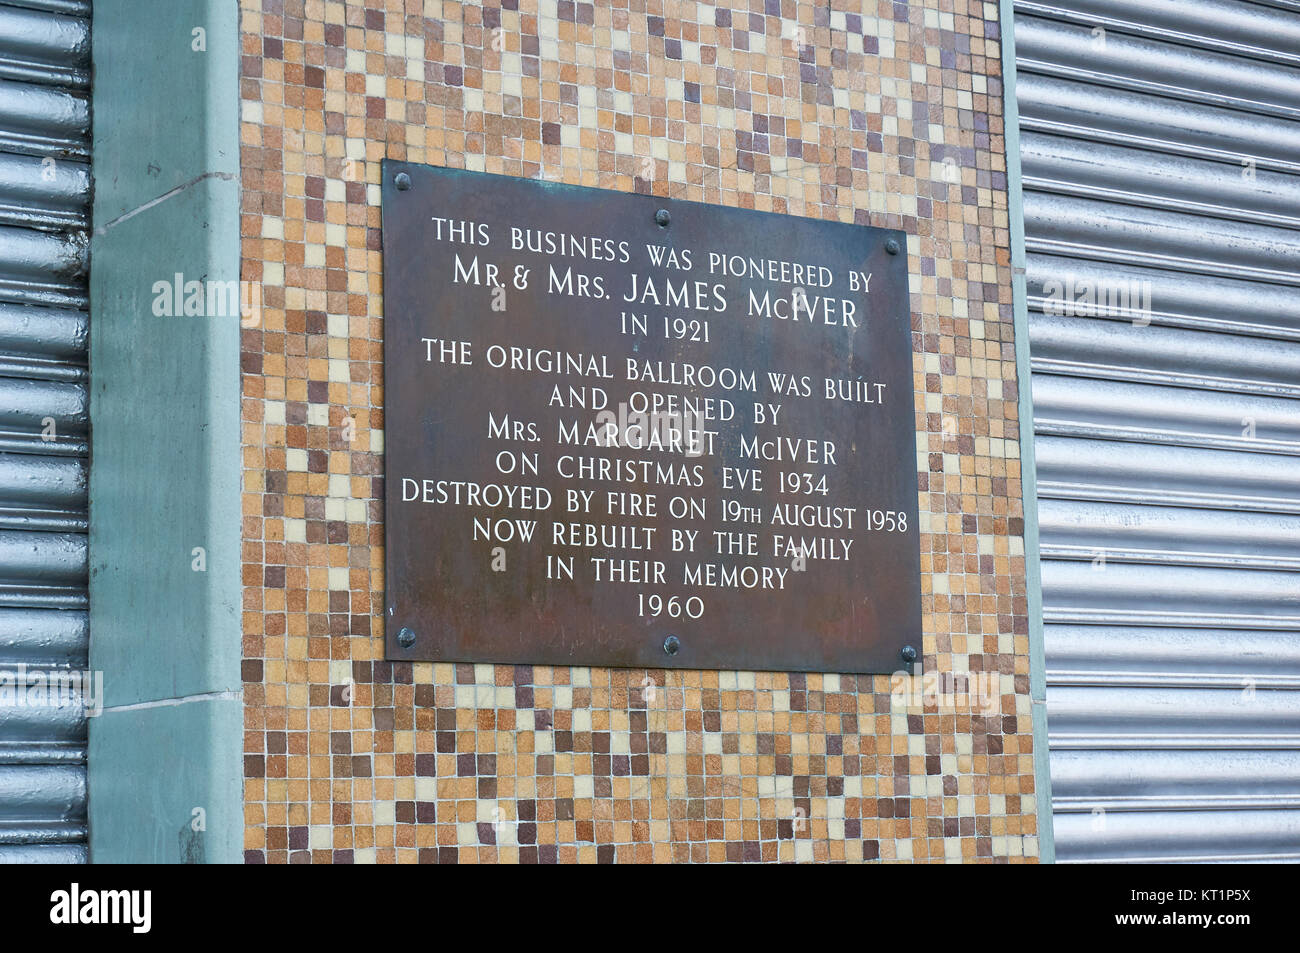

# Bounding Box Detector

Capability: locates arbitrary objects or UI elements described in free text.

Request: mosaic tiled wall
[238,0,1037,863]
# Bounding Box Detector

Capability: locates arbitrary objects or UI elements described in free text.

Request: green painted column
[998,0,1056,864]
[88,0,243,864]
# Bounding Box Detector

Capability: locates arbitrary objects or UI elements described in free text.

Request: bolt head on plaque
[655,208,670,227]
[394,172,412,191]
[900,644,918,664]
[663,635,681,657]
[397,626,416,648]
[885,238,900,255]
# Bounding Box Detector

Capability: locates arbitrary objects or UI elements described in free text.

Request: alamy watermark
[889,667,1001,716]
[0,664,103,717]
[593,401,710,457]
[49,883,150,933]
[1041,277,1153,326]
[151,273,262,326]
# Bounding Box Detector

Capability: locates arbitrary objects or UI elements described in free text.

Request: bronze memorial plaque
[381,161,922,673]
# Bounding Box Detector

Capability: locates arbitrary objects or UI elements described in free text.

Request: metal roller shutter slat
[0,0,90,862]
[1017,0,1300,863]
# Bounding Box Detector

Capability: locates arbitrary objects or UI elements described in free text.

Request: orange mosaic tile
[238,0,1037,863]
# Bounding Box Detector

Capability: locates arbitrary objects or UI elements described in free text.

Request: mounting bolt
[655,208,670,227]
[394,172,412,191]
[663,635,680,656]
[885,238,900,255]
[397,626,416,648]
[900,644,918,664]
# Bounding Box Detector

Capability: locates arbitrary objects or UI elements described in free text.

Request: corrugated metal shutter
[0,0,90,864]
[1012,0,1300,862]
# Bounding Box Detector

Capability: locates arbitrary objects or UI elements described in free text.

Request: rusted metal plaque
[382,161,921,673]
